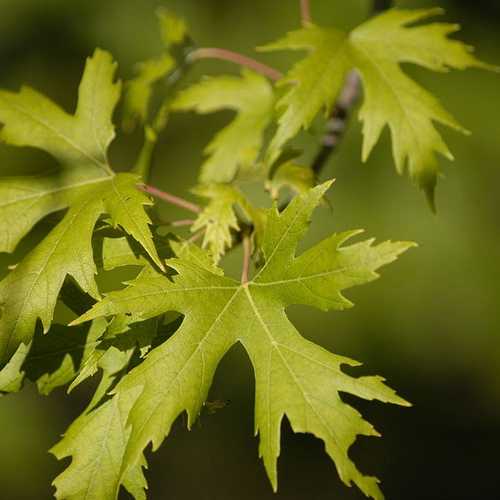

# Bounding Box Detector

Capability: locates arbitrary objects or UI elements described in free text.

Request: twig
[241,233,252,284]
[300,0,312,25]
[140,184,202,214]
[189,48,283,81]
[311,70,361,177]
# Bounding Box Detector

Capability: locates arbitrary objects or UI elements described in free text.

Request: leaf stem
[132,127,158,180]
[189,48,283,82]
[171,219,196,227]
[241,233,252,284]
[300,0,312,25]
[140,184,202,214]
[189,230,205,244]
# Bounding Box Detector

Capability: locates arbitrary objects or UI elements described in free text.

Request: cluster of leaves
[0,5,494,500]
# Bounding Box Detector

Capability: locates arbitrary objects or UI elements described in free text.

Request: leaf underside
[172,69,275,184]
[0,49,162,364]
[64,183,414,500]
[260,8,496,206]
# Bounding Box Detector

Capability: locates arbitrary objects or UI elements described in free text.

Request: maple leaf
[0,233,170,397]
[169,238,224,276]
[122,8,189,132]
[0,49,164,365]
[157,7,189,48]
[0,343,30,395]
[51,314,181,500]
[172,69,275,183]
[260,8,497,206]
[191,183,265,262]
[70,182,414,499]
[266,160,315,200]
[51,382,148,500]
[122,54,176,131]
[50,316,177,500]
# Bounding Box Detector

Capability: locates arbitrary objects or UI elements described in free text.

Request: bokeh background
[0,0,499,498]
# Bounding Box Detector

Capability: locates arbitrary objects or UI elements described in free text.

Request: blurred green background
[0,0,499,498]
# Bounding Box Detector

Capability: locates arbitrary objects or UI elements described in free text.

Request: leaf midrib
[243,287,343,449]
[4,195,99,357]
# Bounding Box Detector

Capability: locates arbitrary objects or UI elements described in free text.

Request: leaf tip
[424,6,446,18]
[425,188,437,214]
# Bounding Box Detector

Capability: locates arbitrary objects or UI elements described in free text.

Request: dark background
[0,0,499,499]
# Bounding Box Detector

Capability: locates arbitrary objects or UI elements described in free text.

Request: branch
[139,184,202,214]
[189,48,283,81]
[300,0,312,25]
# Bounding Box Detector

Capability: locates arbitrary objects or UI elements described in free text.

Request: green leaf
[52,316,167,500]
[122,8,189,132]
[73,182,414,499]
[0,49,119,172]
[122,55,176,131]
[0,173,161,363]
[0,168,101,254]
[191,184,242,262]
[96,232,172,272]
[0,342,30,395]
[172,69,275,183]
[260,8,497,205]
[170,239,224,276]
[266,161,314,200]
[0,233,169,397]
[157,7,189,48]
[191,184,267,263]
[0,50,164,364]
[51,386,148,500]
[67,316,159,397]
[24,319,107,396]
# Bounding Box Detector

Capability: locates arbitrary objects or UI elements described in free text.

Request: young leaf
[122,8,190,132]
[266,161,314,200]
[260,8,496,205]
[122,55,176,131]
[191,184,240,262]
[0,50,163,364]
[191,183,263,262]
[157,7,189,48]
[172,69,275,183]
[72,183,414,499]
